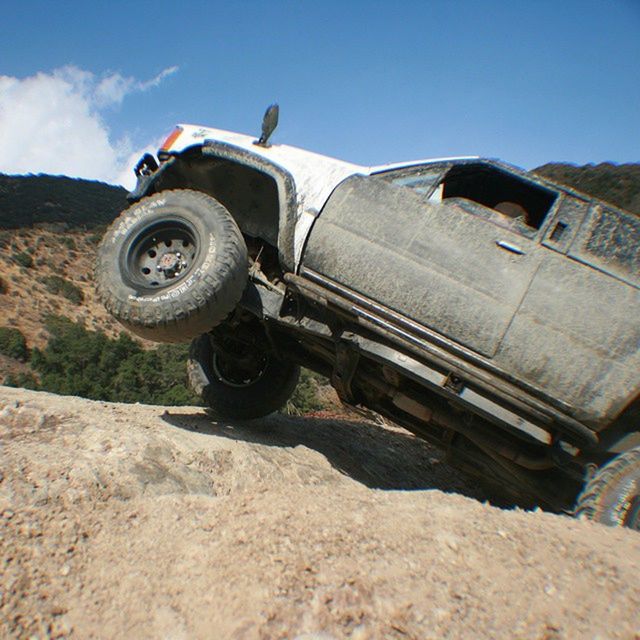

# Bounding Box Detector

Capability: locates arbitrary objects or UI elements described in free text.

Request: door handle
[496,240,525,255]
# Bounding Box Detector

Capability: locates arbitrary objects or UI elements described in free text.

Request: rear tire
[575,447,640,530]
[96,190,248,343]
[188,332,300,420]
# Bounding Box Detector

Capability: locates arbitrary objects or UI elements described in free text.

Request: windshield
[376,166,447,196]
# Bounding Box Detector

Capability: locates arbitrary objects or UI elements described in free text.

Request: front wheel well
[138,151,282,255]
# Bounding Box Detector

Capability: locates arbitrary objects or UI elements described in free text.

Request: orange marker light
[159,126,183,152]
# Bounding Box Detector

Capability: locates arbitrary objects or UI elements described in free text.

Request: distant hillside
[1,162,638,234]
[0,173,128,230]
[0,226,125,348]
[534,162,640,215]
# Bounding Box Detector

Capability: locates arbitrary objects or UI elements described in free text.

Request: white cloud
[94,65,178,108]
[0,65,177,188]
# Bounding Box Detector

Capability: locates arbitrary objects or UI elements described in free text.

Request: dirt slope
[1,386,639,640]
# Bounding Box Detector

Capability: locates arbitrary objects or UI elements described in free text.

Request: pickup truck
[96,107,640,529]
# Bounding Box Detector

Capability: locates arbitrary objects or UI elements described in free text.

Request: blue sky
[1,0,638,186]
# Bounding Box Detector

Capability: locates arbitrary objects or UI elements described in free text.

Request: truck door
[301,162,558,359]
[494,198,640,426]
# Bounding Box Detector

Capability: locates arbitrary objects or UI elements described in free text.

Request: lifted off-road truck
[96,107,640,529]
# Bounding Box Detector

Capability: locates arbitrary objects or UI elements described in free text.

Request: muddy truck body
[96,112,640,528]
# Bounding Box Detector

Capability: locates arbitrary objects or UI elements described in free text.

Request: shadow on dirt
[161,410,493,502]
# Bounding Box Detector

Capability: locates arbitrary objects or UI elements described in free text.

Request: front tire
[188,332,300,420]
[576,447,640,530]
[96,190,248,343]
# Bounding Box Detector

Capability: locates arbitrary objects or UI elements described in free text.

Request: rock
[0,386,639,640]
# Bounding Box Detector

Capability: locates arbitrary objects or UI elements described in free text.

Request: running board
[287,270,597,448]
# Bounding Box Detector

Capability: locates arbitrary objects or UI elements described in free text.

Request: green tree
[4,371,38,389]
[0,327,29,361]
[29,316,199,405]
[12,251,33,268]
[286,369,326,415]
[38,275,84,304]
[30,316,121,399]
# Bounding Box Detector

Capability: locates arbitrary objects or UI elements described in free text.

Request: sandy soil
[1,386,639,640]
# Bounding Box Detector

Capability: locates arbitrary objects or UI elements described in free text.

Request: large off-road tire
[575,447,640,530]
[188,332,300,420]
[96,190,248,343]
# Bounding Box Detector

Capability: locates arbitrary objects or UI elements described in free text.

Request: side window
[570,205,640,286]
[438,163,558,238]
[377,162,558,239]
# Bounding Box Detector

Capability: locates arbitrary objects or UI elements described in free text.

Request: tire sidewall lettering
[96,189,248,341]
[111,199,167,244]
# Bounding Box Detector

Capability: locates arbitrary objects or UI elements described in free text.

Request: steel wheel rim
[211,352,267,388]
[124,219,198,290]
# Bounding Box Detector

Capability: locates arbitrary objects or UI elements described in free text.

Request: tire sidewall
[96,190,248,342]
[188,334,300,420]
[589,472,640,528]
[99,191,226,308]
[577,447,640,529]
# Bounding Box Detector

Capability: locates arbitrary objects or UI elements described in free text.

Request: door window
[379,162,558,239]
[438,163,558,238]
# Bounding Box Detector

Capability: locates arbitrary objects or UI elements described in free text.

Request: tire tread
[575,447,640,527]
[95,190,248,343]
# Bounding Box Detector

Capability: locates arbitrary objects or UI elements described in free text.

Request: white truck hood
[166,124,364,215]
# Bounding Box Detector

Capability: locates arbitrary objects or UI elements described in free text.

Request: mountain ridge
[0,173,127,230]
[1,160,639,233]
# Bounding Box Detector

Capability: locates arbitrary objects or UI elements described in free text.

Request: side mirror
[254,104,279,147]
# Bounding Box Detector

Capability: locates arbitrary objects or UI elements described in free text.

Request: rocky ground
[1,385,639,640]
